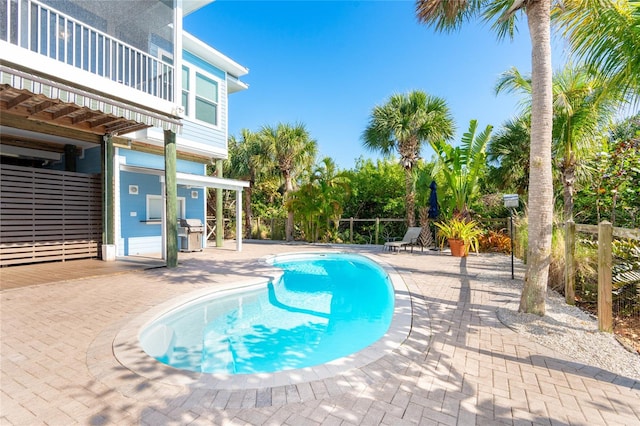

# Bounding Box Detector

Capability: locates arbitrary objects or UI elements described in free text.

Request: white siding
[181,120,226,152]
[127,236,162,256]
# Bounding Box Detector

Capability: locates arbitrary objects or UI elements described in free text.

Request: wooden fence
[565,220,640,332]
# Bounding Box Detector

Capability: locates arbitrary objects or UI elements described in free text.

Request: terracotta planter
[448,238,469,257]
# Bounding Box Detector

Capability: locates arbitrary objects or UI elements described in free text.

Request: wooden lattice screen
[0,164,102,266]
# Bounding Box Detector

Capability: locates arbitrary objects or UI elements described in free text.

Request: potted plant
[434,218,482,257]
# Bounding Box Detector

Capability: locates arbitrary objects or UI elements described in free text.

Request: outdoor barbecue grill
[178,218,204,252]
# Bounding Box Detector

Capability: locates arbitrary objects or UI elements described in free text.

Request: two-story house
[0,0,249,267]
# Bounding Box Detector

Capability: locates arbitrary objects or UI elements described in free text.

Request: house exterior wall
[180,118,227,156]
[116,149,206,256]
[77,146,102,174]
[119,149,205,174]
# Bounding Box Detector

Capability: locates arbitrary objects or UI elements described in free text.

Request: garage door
[0,164,102,266]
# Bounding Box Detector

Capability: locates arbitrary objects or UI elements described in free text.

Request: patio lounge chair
[383,227,423,253]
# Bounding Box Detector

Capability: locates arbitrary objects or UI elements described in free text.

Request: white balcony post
[236,189,242,252]
[174,0,183,106]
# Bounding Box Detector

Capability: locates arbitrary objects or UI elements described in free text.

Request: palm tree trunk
[519,0,554,316]
[284,173,294,242]
[244,186,253,239]
[404,167,416,226]
[611,191,618,226]
[561,153,576,222]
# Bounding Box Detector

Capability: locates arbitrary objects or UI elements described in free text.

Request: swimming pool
[139,253,395,374]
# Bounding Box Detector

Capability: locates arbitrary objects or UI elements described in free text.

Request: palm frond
[555,0,640,101]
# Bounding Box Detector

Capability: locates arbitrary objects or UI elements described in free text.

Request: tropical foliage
[486,114,531,195]
[431,119,492,217]
[362,90,454,227]
[341,157,406,219]
[574,114,640,227]
[287,157,350,242]
[554,0,640,101]
[478,229,512,254]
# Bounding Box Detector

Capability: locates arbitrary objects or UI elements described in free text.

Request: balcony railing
[1,0,174,102]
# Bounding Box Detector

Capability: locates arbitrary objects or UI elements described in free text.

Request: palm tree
[487,114,531,195]
[496,65,617,221]
[312,157,351,239]
[288,157,351,242]
[554,0,640,102]
[416,0,554,315]
[258,123,317,241]
[362,90,454,226]
[431,119,493,217]
[226,129,270,238]
[287,177,323,242]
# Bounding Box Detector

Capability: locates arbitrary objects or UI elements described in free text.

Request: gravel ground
[495,279,640,382]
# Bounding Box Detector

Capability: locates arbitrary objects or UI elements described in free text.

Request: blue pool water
[139,253,394,374]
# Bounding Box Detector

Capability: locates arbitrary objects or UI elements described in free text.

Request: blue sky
[185,1,567,169]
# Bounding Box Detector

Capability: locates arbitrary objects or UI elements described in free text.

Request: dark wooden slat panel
[0,164,102,265]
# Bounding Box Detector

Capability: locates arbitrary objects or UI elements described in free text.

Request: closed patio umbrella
[427,180,439,250]
[428,180,439,219]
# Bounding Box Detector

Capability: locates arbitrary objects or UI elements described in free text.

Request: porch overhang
[120,164,249,191]
[0,65,182,136]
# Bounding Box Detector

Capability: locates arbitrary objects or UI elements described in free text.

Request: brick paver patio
[1,242,639,425]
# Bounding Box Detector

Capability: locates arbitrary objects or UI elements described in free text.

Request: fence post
[564,219,576,305]
[350,217,354,244]
[598,220,613,332]
[375,218,380,245]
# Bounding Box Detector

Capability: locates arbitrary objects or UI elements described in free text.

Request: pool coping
[111,251,413,391]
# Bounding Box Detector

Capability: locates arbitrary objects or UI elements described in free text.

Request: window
[147,196,163,221]
[180,66,221,127]
[181,66,189,116]
[195,72,218,126]
[146,195,186,222]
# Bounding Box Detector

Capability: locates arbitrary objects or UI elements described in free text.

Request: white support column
[202,187,208,249]
[161,179,167,260]
[174,0,183,106]
[236,189,242,252]
[113,151,122,257]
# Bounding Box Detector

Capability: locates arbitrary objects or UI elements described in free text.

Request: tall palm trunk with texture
[520,0,554,316]
[561,151,576,222]
[284,171,295,242]
[244,174,254,239]
[404,167,416,226]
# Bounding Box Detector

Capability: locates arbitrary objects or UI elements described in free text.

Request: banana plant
[431,119,492,217]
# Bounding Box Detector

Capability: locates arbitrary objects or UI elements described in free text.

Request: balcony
[1,0,174,102]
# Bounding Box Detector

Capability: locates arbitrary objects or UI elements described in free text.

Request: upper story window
[182,67,190,116]
[195,73,218,126]
[181,65,219,127]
